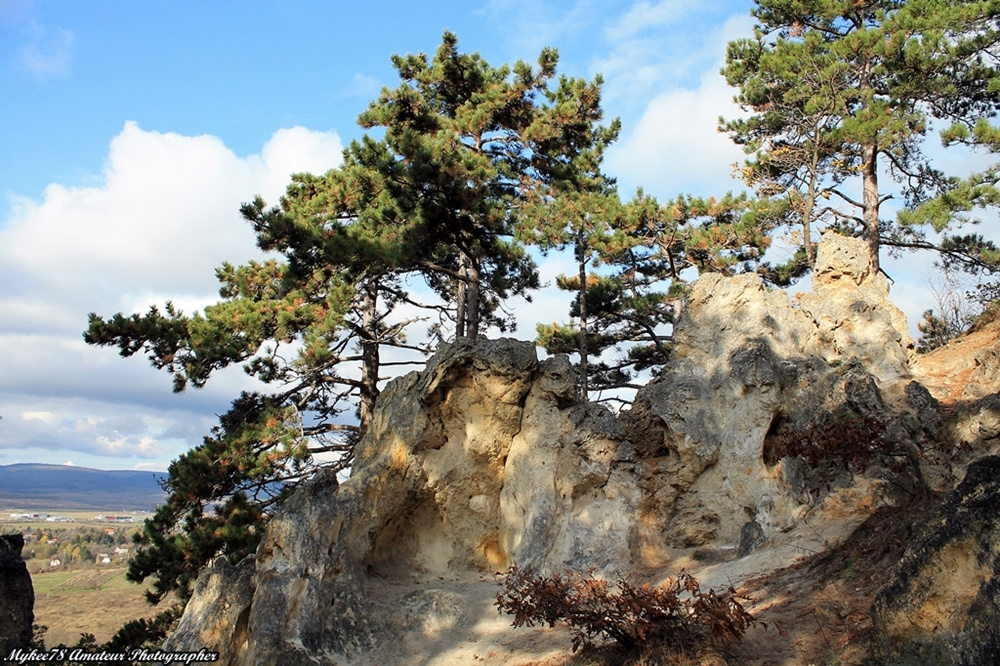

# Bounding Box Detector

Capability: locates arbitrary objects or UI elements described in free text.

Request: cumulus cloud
[1,122,343,327]
[599,12,755,198]
[605,61,746,199]
[0,123,344,468]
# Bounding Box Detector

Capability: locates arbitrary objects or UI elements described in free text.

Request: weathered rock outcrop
[164,555,254,666]
[623,234,923,552]
[870,455,1000,665]
[166,233,941,665]
[913,310,1000,461]
[0,534,35,657]
[167,338,641,665]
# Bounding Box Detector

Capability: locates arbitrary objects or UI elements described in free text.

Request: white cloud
[606,64,746,199]
[597,8,753,106]
[21,410,58,424]
[599,11,755,198]
[0,123,344,468]
[132,461,169,472]
[1,121,343,329]
[251,126,346,202]
[605,0,689,42]
[0,393,219,465]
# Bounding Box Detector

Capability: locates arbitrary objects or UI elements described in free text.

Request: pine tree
[350,31,623,338]
[517,70,622,399]
[916,309,960,352]
[86,181,425,601]
[534,190,776,402]
[84,30,624,606]
[722,0,1000,275]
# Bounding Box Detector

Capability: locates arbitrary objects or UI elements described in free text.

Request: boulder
[0,534,34,656]
[870,456,1000,665]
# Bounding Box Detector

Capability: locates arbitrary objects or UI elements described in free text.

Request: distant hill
[0,463,167,511]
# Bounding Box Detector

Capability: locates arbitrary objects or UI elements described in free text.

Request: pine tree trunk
[862,141,881,274]
[358,280,380,435]
[858,52,881,274]
[455,253,468,339]
[466,258,481,339]
[803,129,822,268]
[576,231,589,400]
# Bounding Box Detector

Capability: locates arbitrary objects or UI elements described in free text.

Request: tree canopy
[85,31,623,603]
[722,0,1000,277]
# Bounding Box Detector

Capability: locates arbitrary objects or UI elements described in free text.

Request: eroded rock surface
[871,456,1000,665]
[166,234,948,665]
[168,337,641,665]
[623,234,923,552]
[162,555,254,666]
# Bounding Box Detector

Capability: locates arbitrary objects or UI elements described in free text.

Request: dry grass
[30,567,164,647]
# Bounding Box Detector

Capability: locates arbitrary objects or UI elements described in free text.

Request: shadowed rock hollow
[163,234,999,665]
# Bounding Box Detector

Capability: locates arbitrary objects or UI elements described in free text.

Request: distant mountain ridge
[0,463,167,511]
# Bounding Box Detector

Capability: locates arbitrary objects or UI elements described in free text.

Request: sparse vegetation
[30,603,180,666]
[27,566,180,657]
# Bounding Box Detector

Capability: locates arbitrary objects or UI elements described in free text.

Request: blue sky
[0,0,990,473]
[0,0,757,201]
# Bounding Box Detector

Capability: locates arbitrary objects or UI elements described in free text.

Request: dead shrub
[763,414,899,471]
[495,566,757,659]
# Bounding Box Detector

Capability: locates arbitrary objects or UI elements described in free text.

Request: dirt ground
[340,491,903,666]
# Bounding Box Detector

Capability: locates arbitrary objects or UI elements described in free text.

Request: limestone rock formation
[623,233,923,552]
[162,556,255,665]
[165,233,941,665]
[870,455,1000,665]
[167,337,640,665]
[0,534,35,657]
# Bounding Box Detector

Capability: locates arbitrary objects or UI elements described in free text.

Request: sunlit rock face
[167,337,643,665]
[167,233,944,665]
[624,233,921,554]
